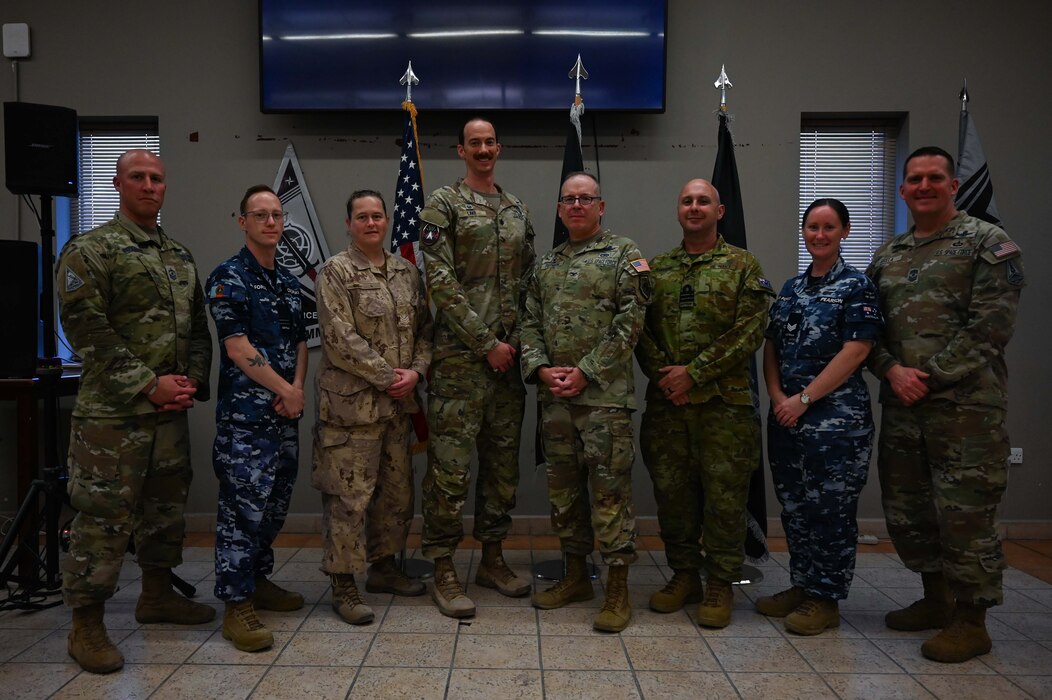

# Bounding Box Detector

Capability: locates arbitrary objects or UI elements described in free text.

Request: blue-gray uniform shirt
[765,257,882,434]
[207,246,306,424]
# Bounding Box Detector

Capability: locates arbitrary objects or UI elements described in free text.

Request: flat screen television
[259,0,667,112]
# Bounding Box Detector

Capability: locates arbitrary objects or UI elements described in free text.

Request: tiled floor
[3,539,1052,699]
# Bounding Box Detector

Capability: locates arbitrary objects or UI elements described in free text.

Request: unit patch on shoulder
[421,223,442,247]
[65,268,85,293]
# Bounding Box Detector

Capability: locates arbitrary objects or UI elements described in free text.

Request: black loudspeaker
[0,240,39,378]
[4,101,78,197]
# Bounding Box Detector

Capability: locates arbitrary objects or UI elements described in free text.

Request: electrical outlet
[1009,448,1023,465]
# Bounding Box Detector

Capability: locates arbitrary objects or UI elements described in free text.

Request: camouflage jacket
[420,179,535,364]
[867,212,1024,408]
[315,243,432,427]
[521,229,650,409]
[636,237,773,407]
[766,257,882,433]
[57,213,212,418]
[206,246,306,424]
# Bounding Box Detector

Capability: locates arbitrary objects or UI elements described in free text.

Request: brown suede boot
[696,577,734,628]
[475,542,531,597]
[649,569,703,613]
[135,567,216,624]
[755,586,807,618]
[366,556,426,597]
[68,603,124,674]
[885,571,955,631]
[331,573,374,625]
[253,576,304,612]
[594,564,632,632]
[532,554,594,609]
[222,600,274,652]
[431,556,475,618]
[921,602,992,663]
[784,597,840,635]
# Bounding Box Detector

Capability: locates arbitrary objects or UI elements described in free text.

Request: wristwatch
[799,392,811,406]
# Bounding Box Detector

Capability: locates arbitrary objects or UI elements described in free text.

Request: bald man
[636,178,773,629]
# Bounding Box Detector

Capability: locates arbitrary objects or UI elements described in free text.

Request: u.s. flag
[391,101,426,279]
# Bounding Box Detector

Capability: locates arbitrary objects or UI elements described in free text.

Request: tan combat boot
[135,567,216,624]
[331,573,374,625]
[755,586,807,618]
[431,556,475,618]
[696,577,734,628]
[532,554,594,609]
[366,555,426,596]
[784,597,840,635]
[222,600,274,652]
[475,541,531,597]
[68,603,124,674]
[253,576,304,612]
[649,569,703,613]
[921,602,992,663]
[594,564,632,632]
[885,571,955,631]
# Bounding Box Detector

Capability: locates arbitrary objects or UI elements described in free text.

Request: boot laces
[703,580,731,607]
[659,571,694,595]
[795,598,821,616]
[485,555,518,584]
[601,573,628,613]
[436,569,465,599]
[234,603,265,631]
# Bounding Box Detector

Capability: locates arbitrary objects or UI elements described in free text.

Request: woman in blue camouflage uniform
[757,199,883,635]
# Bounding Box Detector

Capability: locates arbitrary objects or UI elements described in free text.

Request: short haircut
[903,146,955,178]
[240,184,276,215]
[346,189,388,218]
[459,117,499,145]
[560,171,601,196]
[802,198,850,229]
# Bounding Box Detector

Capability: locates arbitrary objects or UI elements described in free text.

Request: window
[798,117,904,273]
[71,118,160,235]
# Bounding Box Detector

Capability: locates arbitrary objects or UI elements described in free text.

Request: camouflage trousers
[422,359,525,559]
[313,417,413,574]
[63,412,192,608]
[212,419,299,601]
[640,399,759,581]
[768,421,872,600]
[878,400,1009,606]
[541,402,637,566]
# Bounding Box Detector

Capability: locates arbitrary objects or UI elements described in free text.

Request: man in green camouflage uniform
[636,178,773,629]
[56,150,214,674]
[419,118,536,618]
[867,146,1024,663]
[520,172,651,632]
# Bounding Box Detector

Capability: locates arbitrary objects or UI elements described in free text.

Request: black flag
[712,110,770,565]
[553,100,586,248]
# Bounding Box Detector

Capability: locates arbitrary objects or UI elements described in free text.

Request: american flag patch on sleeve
[631,258,650,273]
[989,241,1019,259]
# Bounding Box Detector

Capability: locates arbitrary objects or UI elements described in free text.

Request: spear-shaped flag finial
[569,54,588,106]
[959,78,970,114]
[714,64,732,111]
[400,60,420,104]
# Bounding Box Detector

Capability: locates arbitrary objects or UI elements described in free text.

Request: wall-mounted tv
[259,0,667,112]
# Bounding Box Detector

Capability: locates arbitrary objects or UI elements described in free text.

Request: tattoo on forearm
[249,354,267,367]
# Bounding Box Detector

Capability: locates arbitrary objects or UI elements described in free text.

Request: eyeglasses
[243,210,287,224]
[557,195,601,206]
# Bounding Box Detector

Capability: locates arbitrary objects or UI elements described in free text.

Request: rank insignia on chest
[907,268,919,283]
[166,266,178,281]
[421,223,441,247]
[678,284,694,309]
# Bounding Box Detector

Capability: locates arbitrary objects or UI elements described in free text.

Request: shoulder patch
[65,268,85,293]
[759,277,773,291]
[421,223,442,247]
[1006,259,1025,287]
[987,240,1020,260]
[631,258,650,273]
[211,282,228,299]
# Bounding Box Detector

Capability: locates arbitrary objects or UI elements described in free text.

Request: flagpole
[394,60,433,580]
[711,64,768,584]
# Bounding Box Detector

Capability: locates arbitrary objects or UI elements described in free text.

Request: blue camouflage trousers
[878,401,1009,606]
[213,419,299,601]
[640,400,759,581]
[768,422,872,600]
[63,412,192,608]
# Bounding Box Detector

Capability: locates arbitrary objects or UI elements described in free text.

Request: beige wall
[1,0,1049,527]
